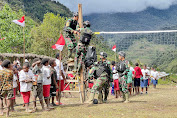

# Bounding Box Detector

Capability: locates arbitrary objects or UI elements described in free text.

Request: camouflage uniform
[74,27,92,72]
[117,60,129,93]
[63,18,79,58]
[86,61,112,103]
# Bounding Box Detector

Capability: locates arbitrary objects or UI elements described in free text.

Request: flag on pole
[52,34,65,51]
[12,16,25,27]
[112,45,116,52]
[0,37,5,41]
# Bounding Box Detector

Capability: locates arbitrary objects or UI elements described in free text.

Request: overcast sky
[56,0,177,15]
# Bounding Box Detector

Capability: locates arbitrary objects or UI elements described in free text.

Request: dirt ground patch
[2,84,177,118]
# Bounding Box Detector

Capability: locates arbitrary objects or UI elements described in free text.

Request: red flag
[112,45,116,52]
[52,34,65,51]
[12,16,25,27]
[0,37,5,41]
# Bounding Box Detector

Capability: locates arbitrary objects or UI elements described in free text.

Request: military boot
[85,92,94,104]
[124,93,130,103]
[122,93,126,102]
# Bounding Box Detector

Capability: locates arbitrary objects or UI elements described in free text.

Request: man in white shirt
[19,62,35,113]
[141,65,150,94]
[151,68,159,88]
[55,53,66,105]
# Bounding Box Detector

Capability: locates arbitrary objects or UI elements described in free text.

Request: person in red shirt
[134,63,142,95]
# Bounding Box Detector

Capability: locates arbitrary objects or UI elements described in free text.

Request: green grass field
[2,83,177,118]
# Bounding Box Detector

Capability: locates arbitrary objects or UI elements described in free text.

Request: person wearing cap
[116,51,130,103]
[85,52,112,104]
[73,20,93,73]
[63,12,80,60]
[31,58,48,112]
[0,60,13,117]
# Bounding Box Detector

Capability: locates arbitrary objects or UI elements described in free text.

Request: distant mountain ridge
[84,5,177,32]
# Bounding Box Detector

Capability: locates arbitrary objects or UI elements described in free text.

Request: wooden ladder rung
[63,90,80,93]
[66,80,79,82]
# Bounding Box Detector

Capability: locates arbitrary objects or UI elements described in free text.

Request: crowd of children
[111,62,160,98]
[0,53,74,117]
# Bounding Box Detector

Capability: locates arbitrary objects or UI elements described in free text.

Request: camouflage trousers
[119,76,128,93]
[74,43,87,72]
[63,33,77,58]
[91,76,107,93]
[102,80,110,101]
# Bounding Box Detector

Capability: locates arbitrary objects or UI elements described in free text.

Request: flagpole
[115,51,116,62]
[59,32,62,105]
[23,26,25,63]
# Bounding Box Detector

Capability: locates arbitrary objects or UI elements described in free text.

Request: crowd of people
[0,53,73,117]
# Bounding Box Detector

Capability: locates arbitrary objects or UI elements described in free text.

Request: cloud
[56,0,177,15]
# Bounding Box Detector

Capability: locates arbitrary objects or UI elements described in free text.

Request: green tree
[0,4,37,53]
[30,13,66,57]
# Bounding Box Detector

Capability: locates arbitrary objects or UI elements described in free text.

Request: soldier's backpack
[85,46,97,68]
[80,29,92,45]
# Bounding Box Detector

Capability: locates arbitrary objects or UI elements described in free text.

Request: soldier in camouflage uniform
[116,51,130,103]
[85,52,112,104]
[73,21,93,72]
[63,12,79,59]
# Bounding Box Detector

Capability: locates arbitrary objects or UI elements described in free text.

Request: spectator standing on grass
[141,65,150,94]
[19,62,35,113]
[0,60,13,117]
[41,58,54,109]
[55,53,66,105]
[112,61,120,98]
[151,68,159,88]
[49,59,58,106]
[127,65,133,96]
[11,68,18,112]
[32,58,48,112]
[134,63,143,95]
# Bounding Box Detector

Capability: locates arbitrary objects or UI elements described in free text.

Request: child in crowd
[19,62,35,113]
[49,59,58,106]
[41,58,54,109]
[11,68,18,111]
[32,58,47,111]
[55,53,66,105]
[141,65,150,94]
[127,65,133,96]
[112,61,120,98]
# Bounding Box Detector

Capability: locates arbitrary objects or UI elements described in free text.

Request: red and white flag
[0,37,5,41]
[112,45,116,52]
[52,34,65,51]
[12,16,25,27]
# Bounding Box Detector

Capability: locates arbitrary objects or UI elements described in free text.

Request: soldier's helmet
[118,51,126,58]
[73,12,79,17]
[100,52,107,59]
[83,21,91,28]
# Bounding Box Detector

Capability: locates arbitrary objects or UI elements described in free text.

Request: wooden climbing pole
[78,4,85,102]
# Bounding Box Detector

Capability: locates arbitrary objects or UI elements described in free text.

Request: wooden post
[23,26,25,63]
[78,4,85,103]
[78,4,83,28]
